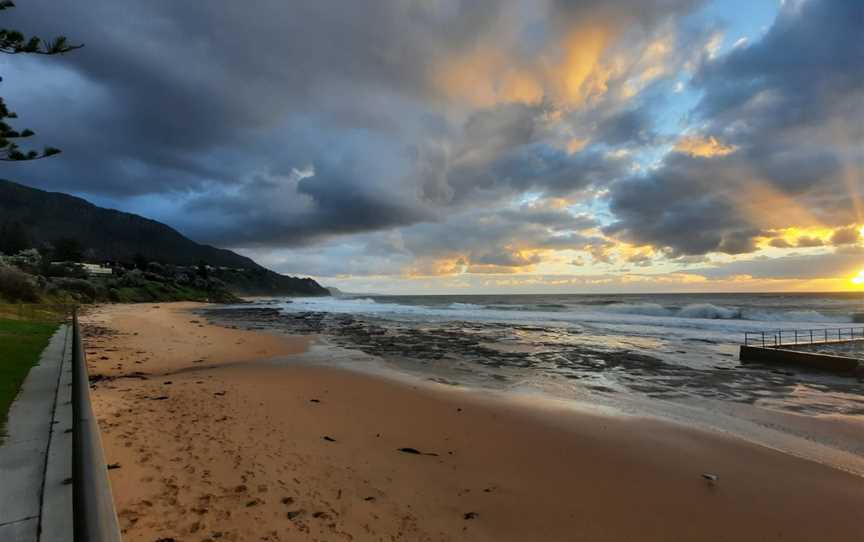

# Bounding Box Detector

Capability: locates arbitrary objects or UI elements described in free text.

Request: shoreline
[202,302,864,477]
[82,303,864,541]
[250,331,864,479]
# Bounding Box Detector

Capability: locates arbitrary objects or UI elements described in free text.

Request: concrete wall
[740,345,859,373]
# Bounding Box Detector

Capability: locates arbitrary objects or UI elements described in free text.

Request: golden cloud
[433,46,544,108]
[761,224,863,250]
[674,135,737,157]
[404,257,466,278]
[466,263,532,274]
[431,18,676,112]
[566,137,589,154]
[555,26,613,107]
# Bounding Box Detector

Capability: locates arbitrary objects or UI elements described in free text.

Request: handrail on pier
[72,308,123,542]
[743,326,864,347]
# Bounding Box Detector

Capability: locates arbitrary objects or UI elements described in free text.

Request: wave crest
[677,303,741,319]
[348,297,377,304]
[602,303,672,317]
[600,302,848,323]
[447,302,484,310]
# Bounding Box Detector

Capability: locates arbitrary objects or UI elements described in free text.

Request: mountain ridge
[0,179,328,297]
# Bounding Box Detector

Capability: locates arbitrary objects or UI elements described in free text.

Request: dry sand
[82,303,864,542]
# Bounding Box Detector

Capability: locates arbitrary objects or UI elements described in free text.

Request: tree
[133,252,148,270]
[52,237,83,262]
[0,219,29,254]
[0,1,82,161]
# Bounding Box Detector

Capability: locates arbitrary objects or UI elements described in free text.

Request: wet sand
[82,303,864,541]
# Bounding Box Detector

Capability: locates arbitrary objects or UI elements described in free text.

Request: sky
[1,0,862,294]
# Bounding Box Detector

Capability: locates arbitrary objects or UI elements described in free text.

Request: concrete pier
[740,344,860,373]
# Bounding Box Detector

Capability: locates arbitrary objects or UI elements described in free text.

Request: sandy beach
[81,303,864,542]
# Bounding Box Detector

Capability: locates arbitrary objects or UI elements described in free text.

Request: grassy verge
[0,303,72,322]
[0,318,60,439]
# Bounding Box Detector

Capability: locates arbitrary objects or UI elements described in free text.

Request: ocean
[215,293,862,411]
[205,291,864,473]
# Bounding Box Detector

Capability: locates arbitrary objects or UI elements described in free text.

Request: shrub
[0,265,40,302]
[146,261,166,275]
[44,262,87,279]
[119,269,145,287]
[50,278,97,303]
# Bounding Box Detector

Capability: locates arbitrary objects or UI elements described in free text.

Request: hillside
[0,179,328,297]
[0,179,259,268]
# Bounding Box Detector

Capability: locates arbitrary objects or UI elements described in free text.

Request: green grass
[0,318,59,438]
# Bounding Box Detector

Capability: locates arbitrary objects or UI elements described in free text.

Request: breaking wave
[447,303,484,310]
[597,302,849,323]
[282,295,853,324]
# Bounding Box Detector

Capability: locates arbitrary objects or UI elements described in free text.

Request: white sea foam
[601,303,672,317]
[745,309,850,323]
[594,301,848,323]
[276,295,854,340]
[447,302,484,310]
[677,303,741,320]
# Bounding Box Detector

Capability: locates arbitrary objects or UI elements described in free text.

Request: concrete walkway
[0,325,74,541]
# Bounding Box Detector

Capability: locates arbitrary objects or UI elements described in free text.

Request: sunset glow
[3,5,864,541]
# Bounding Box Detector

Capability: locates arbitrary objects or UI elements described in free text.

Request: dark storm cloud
[593,108,658,147]
[605,0,864,255]
[2,0,674,249]
[387,205,605,274]
[178,160,436,248]
[548,0,701,29]
[605,153,766,255]
[488,145,627,198]
[1,0,500,194]
[419,103,631,206]
[9,0,845,273]
[498,207,597,230]
[694,0,864,135]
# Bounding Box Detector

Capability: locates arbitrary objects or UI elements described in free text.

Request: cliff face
[0,179,328,297]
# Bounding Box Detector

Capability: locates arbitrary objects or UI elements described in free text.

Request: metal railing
[744,327,864,347]
[72,309,123,541]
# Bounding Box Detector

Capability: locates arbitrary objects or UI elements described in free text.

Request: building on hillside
[50,262,114,275]
[81,263,113,275]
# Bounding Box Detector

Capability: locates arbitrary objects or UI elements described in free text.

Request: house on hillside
[50,261,114,275]
[81,263,113,275]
